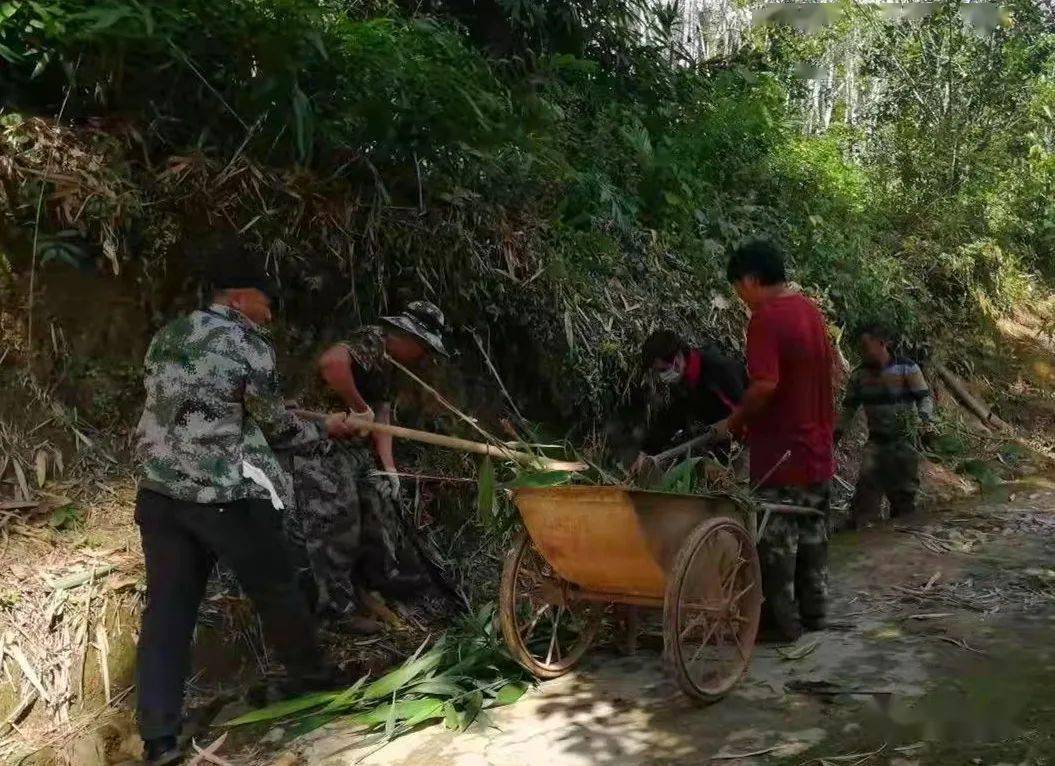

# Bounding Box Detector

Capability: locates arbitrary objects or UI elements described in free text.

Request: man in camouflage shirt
[285,302,449,623]
[837,323,935,529]
[133,257,354,766]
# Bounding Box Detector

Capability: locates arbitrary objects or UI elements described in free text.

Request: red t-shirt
[745,292,835,487]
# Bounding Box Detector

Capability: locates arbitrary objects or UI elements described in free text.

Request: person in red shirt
[716,240,836,641]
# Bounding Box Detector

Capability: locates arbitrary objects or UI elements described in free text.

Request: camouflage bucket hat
[382,300,449,357]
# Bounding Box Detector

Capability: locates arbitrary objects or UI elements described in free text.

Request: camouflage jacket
[338,325,395,406]
[135,304,323,507]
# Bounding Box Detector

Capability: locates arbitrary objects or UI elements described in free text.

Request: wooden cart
[499,485,764,702]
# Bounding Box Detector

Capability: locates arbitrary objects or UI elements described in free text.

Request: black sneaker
[376,573,431,600]
[144,736,182,766]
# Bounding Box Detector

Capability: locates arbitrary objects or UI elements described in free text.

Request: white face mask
[658,354,685,384]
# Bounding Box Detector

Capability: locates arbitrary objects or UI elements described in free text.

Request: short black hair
[726,240,787,285]
[208,238,276,299]
[641,330,687,367]
[855,322,894,343]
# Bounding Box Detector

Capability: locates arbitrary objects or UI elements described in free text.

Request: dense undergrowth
[1,0,1055,430]
[4,4,1055,758]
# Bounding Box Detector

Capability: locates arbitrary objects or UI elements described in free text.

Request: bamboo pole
[296,411,587,472]
[652,428,718,464]
[931,362,1010,431]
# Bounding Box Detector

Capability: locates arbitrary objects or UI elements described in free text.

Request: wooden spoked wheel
[664,517,762,702]
[500,530,602,678]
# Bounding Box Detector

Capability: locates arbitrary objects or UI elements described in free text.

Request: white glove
[371,469,401,499]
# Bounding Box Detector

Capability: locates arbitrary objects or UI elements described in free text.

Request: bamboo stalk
[49,565,116,592]
[296,411,587,472]
[932,362,1010,431]
[653,428,717,464]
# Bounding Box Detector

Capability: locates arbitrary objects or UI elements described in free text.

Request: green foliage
[48,504,80,530]
[958,458,1001,489]
[504,471,575,488]
[476,456,496,515]
[929,432,970,459]
[477,458,575,518]
[3,0,1055,426]
[225,603,531,740]
[657,457,704,494]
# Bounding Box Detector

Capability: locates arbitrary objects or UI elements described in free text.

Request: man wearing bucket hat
[282,301,449,626]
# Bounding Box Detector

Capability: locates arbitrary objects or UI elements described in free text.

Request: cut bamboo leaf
[491,682,529,707]
[286,711,339,738]
[321,674,368,713]
[348,697,446,727]
[384,692,397,739]
[462,690,484,731]
[477,457,495,515]
[443,701,460,731]
[778,639,821,661]
[361,647,445,701]
[404,698,447,728]
[409,678,465,697]
[189,731,230,766]
[224,691,339,726]
[503,471,573,489]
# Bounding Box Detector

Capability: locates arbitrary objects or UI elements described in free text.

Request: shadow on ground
[298,484,1055,766]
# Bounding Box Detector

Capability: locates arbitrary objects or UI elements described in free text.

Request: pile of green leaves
[225,604,530,740]
[475,457,579,517]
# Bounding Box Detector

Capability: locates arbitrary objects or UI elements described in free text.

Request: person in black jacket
[631,330,746,468]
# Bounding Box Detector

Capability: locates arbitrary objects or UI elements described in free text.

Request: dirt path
[297,479,1055,766]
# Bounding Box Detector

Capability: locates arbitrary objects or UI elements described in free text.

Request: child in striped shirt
[836,324,935,528]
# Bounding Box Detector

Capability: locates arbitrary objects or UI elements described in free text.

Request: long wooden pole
[931,362,1010,431]
[652,428,717,464]
[296,411,587,472]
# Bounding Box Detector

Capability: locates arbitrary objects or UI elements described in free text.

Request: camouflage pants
[850,440,920,525]
[279,440,416,618]
[756,483,831,641]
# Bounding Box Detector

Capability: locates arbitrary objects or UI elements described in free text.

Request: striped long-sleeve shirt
[837,358,934,443]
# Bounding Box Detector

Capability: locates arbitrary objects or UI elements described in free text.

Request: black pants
[134,489,322,741]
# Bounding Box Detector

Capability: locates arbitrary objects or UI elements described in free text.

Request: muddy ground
[292,478,1055,766]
